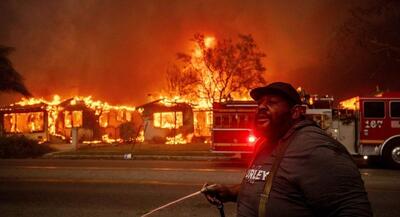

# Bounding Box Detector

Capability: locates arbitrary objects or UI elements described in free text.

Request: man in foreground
[203,82,372,217]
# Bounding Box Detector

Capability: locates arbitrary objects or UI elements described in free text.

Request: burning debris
[165,133,189,145]
[0,95,143,144]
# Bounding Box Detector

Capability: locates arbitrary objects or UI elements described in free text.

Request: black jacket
[237,119,373,217]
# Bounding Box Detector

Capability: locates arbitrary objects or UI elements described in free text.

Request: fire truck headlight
[248,135,256,143]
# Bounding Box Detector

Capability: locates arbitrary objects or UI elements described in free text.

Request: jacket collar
[280,119,317,142]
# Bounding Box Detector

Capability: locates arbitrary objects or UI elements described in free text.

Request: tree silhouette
[327,0,400,94]
[334,0,400,62]
[0,46,31,97]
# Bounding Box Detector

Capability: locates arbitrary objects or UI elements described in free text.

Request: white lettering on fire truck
[391,121,400,128]
[365,120,383,129]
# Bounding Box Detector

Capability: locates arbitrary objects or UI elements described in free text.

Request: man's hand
[201,183,240,205]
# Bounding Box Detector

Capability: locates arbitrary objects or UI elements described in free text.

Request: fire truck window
[364,101,385,118]
[390,102,400,118]
[222,115,230,128]
[214,115,222,128]
[238,114,247,128]
[247,116,254,128]
[231,114,238,128]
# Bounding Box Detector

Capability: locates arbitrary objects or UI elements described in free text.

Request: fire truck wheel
[382,138,400,169]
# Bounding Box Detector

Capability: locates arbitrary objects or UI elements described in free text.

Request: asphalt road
[0,159,399,217]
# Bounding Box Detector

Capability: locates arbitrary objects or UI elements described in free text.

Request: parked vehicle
[211,93,400,168]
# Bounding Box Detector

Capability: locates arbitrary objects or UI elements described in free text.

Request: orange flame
[8,95,137,143]
[204,36,216,48]
[340,97,359,110]
[165,133,193,145]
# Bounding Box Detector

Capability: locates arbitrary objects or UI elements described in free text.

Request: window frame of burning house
[363,101,385,119]
[64,110,83,128]
[99,111,109,128]
[3,112,45,133]
[153,111,183,129]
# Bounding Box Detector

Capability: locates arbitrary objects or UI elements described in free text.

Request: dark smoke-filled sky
[0,0,379,106]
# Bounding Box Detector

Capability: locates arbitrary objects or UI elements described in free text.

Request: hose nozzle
[201,184,218,193]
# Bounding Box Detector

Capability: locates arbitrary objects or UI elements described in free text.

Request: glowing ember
[102,134,123,144]
[82,140,102,145]
[165,133,189,145]
[136,130,145,143]
[82,134,123,144]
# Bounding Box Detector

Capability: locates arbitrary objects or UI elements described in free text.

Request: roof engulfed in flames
[339,97,359,110]
[6,95,139,143]
[13,95,136,111]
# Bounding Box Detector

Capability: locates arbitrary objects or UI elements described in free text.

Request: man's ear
[291,105,306,119]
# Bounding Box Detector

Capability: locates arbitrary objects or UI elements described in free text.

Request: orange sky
[0,0,359,106]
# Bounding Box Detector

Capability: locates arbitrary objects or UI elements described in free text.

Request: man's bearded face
[255,94,293,140]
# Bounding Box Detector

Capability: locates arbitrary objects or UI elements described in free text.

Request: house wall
[141,103,194,143]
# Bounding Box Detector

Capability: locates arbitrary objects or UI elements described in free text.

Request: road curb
[42,153,237,161]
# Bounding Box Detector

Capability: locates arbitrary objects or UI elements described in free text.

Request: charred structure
[0,96,143,144]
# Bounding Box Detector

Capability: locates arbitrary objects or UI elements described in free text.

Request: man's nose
[257,104,268,113]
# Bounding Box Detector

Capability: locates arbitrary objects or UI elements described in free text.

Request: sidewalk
[44,143,240,161]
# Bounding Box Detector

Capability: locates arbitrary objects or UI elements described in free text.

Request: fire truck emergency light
[248,135,257,143]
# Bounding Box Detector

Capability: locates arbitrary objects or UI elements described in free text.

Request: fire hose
[140,184,225,217]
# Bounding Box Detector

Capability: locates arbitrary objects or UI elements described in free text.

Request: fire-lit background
[1,0,399,106]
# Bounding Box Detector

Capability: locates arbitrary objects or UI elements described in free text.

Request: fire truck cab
[211,93,400,168]
[335,93,400,168]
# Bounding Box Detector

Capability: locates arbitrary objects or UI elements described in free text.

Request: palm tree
[0,46,31,97]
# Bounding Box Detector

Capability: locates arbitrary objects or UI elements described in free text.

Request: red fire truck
[334,92,400,168]
[211,101,258,154]
[211,93,400,168]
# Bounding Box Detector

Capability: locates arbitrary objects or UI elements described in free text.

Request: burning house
[0,94,215,145]
[138,100,194,144]
[0,103,48,142]
[0,96,143,144]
